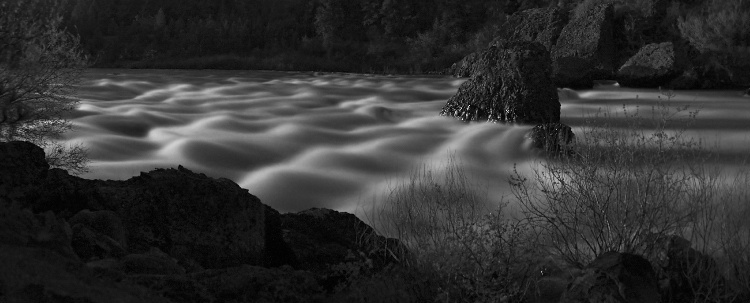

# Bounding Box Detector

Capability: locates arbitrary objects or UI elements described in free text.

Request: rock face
[96,166,267,269]
[560,252,660,303]
[0,141,407,302]
[448,7,567,78]
[651,235,730,302]
[192,265,323,303]
[448,51,480,77]
[70,209,128,261]
[281,208,406,272]
[496,6,568,51]
[281,208,408,292]
[440,40,560,124]
[617,42,683,88]
[0,141,50,200]
[552,3,616,88]
[0,141,269,269]
[0,204,171,303]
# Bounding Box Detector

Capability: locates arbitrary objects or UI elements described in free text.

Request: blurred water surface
[65,69,750,215]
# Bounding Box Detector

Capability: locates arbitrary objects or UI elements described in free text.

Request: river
[64,69,750,218]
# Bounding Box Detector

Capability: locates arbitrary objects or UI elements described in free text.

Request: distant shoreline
[90,53,447,76]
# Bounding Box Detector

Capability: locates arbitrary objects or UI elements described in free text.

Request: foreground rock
[192,265,323,302]
[0,204,171,303]
[281,208,406,272]
[560,252,660,303]
[440,40,560,124]
[1,141,270,270]
[96,166,268,269]
[617,42,685,88]
[0,141,405,302]
[70,209,128,261]
[552,3,616,88]
[280,208,408,291]
[650,235,732,302]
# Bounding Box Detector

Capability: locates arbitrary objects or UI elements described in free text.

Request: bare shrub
[0,0,89,174]
[366,155,539,303]
[511,90,750,301]
[511,92,709,266]
[681,165,750,302]
[678,0,750,54]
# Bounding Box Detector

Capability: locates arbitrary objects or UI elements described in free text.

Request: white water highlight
[63,69,750,216]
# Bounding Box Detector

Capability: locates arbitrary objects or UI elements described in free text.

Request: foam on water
[65,69,750,216]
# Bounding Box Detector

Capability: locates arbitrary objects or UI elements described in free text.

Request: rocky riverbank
[0,141,404,302]
[1,141,745,302]
[447,3,750,90]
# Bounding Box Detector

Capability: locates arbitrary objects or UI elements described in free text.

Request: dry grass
[355,92,750,302]
[512,98,707,265]
[511,92,750,302]
[362,156,539,303]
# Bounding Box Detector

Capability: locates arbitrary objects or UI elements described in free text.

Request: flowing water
[63,69,750,217]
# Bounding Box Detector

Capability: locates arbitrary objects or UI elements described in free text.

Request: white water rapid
[63,69,750,217]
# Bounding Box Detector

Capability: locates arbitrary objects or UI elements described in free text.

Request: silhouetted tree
[0,0,89,174]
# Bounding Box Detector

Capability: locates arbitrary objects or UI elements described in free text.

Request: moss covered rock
[441,40,560,124]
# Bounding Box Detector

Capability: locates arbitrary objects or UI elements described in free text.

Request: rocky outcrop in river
[440,40,560,124]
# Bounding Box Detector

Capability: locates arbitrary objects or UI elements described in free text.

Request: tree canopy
[1,0,88,173]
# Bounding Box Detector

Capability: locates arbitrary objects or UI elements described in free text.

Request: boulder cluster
[441,2,750,155]
[0,141,404,303]
[447,3,748,90]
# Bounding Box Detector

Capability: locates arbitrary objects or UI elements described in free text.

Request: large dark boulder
[617,42,684,88]
[552,3,616,88]
[526,255,583,303]
[0,203,171,303]
[70,209,128,261]
[192,265,323,303]
[94,166,267,270]
[448,7,567,78]
[0,141,411,301]
[281,208,407,292]
[0,141,270,270]
[124,274,213,303]
[0,204,78,261]
[495,6,569,51]
[0,141,49,201]
[440,40,560,124]
[447,51,480,78]
[121,248,187,275]
[649,235,731,303]
[560,252,660,303]
[264,205,299,268]
[280,208,405,272]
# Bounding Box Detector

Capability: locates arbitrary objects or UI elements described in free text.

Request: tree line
[61,0,558,72]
